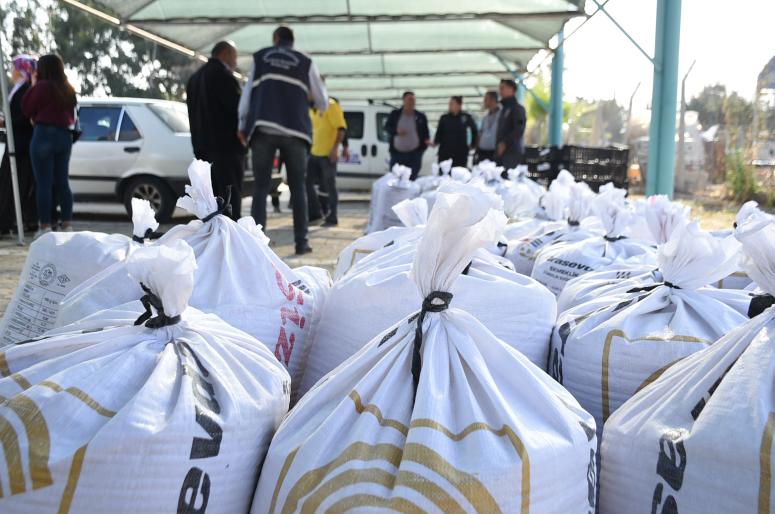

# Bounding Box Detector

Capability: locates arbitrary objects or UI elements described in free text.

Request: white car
[71,97,255,221]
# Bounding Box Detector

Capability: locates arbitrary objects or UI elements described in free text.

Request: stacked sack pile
[4,153,775,513]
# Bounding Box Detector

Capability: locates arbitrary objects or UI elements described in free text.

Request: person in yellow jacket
[307,94,347,226]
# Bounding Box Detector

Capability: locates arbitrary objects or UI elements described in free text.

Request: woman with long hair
[22,54,77,236]
[0,54,37,237]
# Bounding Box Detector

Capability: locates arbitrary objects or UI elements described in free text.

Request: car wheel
[123,176,176,222]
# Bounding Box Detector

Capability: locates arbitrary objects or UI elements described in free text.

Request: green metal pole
[646,0,682,196]
[517,73,526,105]
[549,28,565,147]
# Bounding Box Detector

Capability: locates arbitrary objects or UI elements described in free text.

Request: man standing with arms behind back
[186,41,245,219]
[384,91,430,180]
[496,79,527,170]
[476,90,501,164]
[239,25,328,255]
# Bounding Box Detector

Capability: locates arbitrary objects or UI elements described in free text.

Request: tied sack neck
[131,228,166,244]
[134,283,182,328]
[748,293,775,318]
[410,291,453,401]
[201,186,233,222]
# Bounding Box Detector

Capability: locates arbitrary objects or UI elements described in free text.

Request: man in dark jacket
[384,92,430,180]
[434,96,478,168]
[496,79,527,170]
[186,41,245,219]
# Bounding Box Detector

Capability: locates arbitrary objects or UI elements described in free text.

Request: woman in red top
[22,54,77,236]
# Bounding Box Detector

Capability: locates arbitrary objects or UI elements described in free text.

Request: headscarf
[9,55,37,100]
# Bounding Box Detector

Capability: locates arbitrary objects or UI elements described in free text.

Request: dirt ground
[0,194,741,317]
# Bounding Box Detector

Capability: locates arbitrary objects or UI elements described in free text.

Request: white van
[338,102,436,190]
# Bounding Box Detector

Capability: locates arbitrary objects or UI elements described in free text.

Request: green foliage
[687,84,726,129]
[2,0,194,100]
[726,150,758,202]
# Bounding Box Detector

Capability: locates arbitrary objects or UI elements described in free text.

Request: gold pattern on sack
[0,393,53,496]
[57,445,87,514]
[345,248,375,274]
[350,390,409,436]
[634,360,680,394]
[758,412,775,513]
[270,390,531,514]
[39,381,117,418]
[0,352,32,390]
[601,329,711,421]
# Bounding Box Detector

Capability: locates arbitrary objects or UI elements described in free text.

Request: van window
[118,112,142,141]
[343,111,364,139]
[376,112,390,142]
[79,106,121,142]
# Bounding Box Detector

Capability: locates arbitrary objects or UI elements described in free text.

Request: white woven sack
[549,222,752,437]
[54,198,159,327]
[252,189,597,514]
[599,216,775,514]
[507,178,603,275]
[532,190,656,296]
[334,197,428,280]
[299,184,557,397]
[0,240,289,513]
[366,164,420,233]
[0,229,131,347]
[56,161,319,399]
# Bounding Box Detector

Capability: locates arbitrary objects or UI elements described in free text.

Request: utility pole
[676,59,696,192]
[624,82,641,145]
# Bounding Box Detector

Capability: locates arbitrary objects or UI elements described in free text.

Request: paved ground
[0,193,370,316]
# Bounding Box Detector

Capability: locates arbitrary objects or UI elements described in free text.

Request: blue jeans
[29,124,73,226]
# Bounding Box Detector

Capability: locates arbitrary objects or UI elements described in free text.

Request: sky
[543,0,775,120]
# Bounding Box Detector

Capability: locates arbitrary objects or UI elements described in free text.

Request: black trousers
[210,150,244,220]
[438,149,468,168]
[498,150,524,170]
[475,149,496,164]
[0,152,37,231]
[251,133,309,246]
[306,155,338,223]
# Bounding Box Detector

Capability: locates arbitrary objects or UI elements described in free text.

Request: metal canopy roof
[80,0,585,103]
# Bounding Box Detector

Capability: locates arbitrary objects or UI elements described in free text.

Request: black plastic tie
[626,281,682,294]
[748,293,775,318]
[132,228,154,244]
[411,291,453,402]
[201,186,233,223]
[134,283,182,329]
[604,235,626,242]
[567,219,580,227]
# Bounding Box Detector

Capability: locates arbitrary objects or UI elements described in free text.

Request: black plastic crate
[523,145,561,186]
[560,145,629,191]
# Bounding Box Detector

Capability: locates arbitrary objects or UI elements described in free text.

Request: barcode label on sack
[2,260,72,345]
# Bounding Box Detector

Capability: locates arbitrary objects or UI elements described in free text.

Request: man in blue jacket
[384,92,430,180]
[496,79,527,170]
[238,25,327,255]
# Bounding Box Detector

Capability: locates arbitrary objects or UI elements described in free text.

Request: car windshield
[148,102,190,133]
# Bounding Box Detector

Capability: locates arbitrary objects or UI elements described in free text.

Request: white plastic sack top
[300,187,557,395]
[0,231,130,347]
[450,165,472,182]
[0,241,289,514]
[366,164,421,233]
[531,191,655,296]
[55,205,160,329]
[130,198,159,240]
[56,162,320,400]
[176,159,218,219]
[643,194,689,244]
[548,221,752,438]
[599,217,775,514]
[253,189,596,514]
[334,198,429,280]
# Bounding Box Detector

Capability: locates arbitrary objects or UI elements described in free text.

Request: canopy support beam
[549,28,564,147]
[646,0,682,196]
[0,35,26,245]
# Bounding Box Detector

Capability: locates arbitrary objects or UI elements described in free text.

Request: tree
[1,0,195,100]
[687,84,726,129]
